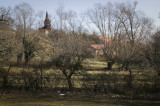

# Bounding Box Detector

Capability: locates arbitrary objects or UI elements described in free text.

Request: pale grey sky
[0,0,160,26]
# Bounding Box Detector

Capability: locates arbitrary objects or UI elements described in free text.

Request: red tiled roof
[90,36,111,50]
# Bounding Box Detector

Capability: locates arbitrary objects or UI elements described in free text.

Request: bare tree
[14,2,34,36]
[115,1,152,68]
[114,2,153,90]
[56,5,68,31]
[14,3,36,65]
[51,32,91,91]
[0,7,14,30]
[65,10,77,34]
[35,11,45,29]
[85,3,120,70]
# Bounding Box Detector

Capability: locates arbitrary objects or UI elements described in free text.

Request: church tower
[44,12,51,30]
[39,12,52,35]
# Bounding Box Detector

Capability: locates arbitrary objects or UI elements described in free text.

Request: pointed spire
[43,11,51,30]
[46,11,49,19]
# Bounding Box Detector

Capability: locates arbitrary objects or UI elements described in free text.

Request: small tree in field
[54,53,83,91]
[51,32,91,91]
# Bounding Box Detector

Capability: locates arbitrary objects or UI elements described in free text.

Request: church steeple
[46,12,49,20]
[44,12,51,29]
[39,12,52,35]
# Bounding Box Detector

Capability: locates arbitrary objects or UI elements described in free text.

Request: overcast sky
[0,0,160,27]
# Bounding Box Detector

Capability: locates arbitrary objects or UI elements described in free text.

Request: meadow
[0,59,160,106]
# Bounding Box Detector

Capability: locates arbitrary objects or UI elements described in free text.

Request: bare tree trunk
[128,69,133,90]
[125,64,129,71]
[17,53,23,65]
[61,68,74,92]
[24,56,29,65]
[107,61,114,70]
[67,76,73,92]
[2,65,12,92]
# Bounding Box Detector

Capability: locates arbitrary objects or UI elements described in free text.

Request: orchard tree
[51,32,91,91]
[114,2,153,89]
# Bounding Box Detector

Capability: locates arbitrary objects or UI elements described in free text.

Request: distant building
[90,36,111,57]
[90,44,104,57]
[39,12,51,35]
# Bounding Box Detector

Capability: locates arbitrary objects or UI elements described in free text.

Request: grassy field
[1,94,160,106]
[1,59,160,106]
